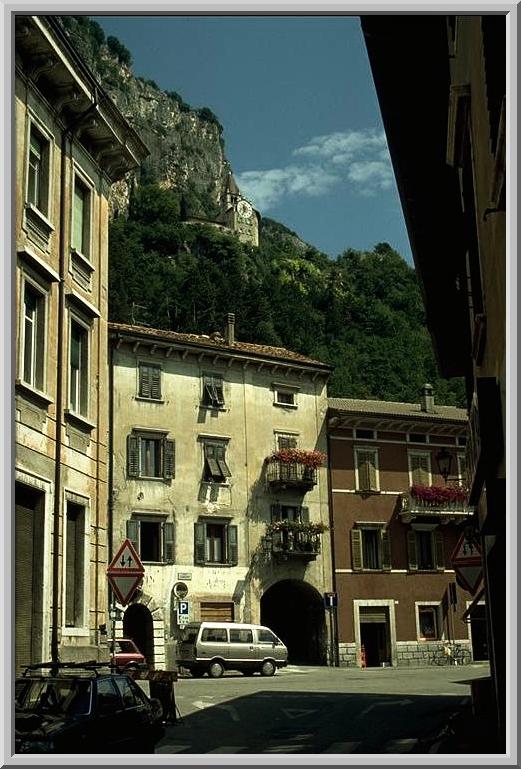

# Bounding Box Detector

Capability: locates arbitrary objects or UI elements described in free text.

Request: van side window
[201,628,228,643]
[229,629,253,644]
[258,629,278,643]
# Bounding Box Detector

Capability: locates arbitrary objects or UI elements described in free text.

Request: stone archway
[123,602,155,667]
[260,579,327,665]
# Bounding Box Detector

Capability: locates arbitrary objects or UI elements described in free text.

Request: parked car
[15,661,164,754]
[110,638,147,672]
[177,621,288,678]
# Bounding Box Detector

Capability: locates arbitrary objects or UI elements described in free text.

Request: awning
[462,587,486,622]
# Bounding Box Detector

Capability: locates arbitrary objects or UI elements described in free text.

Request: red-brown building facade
[328,386,486,668]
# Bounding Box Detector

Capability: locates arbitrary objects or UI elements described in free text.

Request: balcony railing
[266,461,317,491]
[400,485,474,523]
[271,529,322,561]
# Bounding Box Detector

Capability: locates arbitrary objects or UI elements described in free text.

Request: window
[355,428,376,440]
[457,435,467,447]
[417,605,441,640]
[271,504,308,523]
[126,518,174,563]
[22,280,45,390]
[27,127,49,214]
[127,432,175,479]
[194,521,238,566]
[65,502,85,628]
[202,373,224,408]
[258,629,280,644]
[97,679,121,713]
[351,525,391,571]
[276,433,298,450]
[138,363,162,400]
[407,527,444,571]
[408,451,432,486]
[201,627,228,643]
[72,176,91,258]
[354,447,379,492]
[408,433,429,443]
[203,441,231,483]
[69,319,89,415]
[114,677,138,708]
[457,454,467,485]
[229,628,253,644]
[273,384,298,407]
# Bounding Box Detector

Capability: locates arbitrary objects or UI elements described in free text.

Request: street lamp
[435,448,453,483]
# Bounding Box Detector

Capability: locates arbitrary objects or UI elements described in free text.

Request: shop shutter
[126,520,140,555]
[65,510,78,627]
[380,529,392,571]
[15,500,34,672]
[127,435,139,477]
[164,439,175,479]
[163,522,175,563]
[407,530,418,570]
[434,530,445,571]
[200,602,234,622]
[227,525,238,565]
[194,523,206,564]
[351,529,363,571]
[359,606,388,623]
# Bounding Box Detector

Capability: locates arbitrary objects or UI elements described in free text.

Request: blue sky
[93,15,412,262]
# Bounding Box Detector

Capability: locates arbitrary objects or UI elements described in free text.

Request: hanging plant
[266,519,328,535]
[410,484,469,505]
[267,448,326,469]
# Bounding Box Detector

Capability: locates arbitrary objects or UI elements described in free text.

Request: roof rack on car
[21,660,112,677]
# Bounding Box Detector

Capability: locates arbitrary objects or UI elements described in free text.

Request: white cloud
[236,128,394,212]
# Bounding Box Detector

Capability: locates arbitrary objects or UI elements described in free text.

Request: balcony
[400,485,475,524]
[265,449,325,492]
[265,521,326,562]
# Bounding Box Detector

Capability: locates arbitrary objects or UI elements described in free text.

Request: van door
[256,627,286,664]
[227,627,255,665]
[198,626,229,661]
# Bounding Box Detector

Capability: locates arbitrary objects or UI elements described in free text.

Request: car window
[114,677,138,708]
[201,627,228,643]
[229,629,253,644]
[258,629,278,644]
[97,678,122,713]
[128,679,150,706]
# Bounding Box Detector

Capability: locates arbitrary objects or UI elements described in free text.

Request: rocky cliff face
[58,16,231,218]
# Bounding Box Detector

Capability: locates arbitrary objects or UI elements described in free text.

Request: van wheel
[208,661,224,679]
[261,660,276,677]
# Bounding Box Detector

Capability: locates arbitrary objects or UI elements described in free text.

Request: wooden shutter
[164,439,175,479]
[126,519,140,555]
[410,453,430,485]
[434,531,445,571]
[127,435,139,477]
[227,525,238,565]
[194,523,206,564]
[204,443,221,478]
[380,528,392,571]
[351,529,363,571]
[357,450,377,491]
[139,365,151,398]
[271,504,282,522]
[300,506,310,523]
[216,444,231,477]
[407,530,418,570]
[163,522,175,563]
[150,366,161,399]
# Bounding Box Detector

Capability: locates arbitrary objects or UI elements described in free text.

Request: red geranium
[267,449,326,469]
[410,484,469,505]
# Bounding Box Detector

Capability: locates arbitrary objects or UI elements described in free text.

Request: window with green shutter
[194,520,237,565]
[139,363,162,400]
[407,530,418,570]
[355,449,378,491]
[203,441,231,482]
[351,529,363,571]
[126,518,174,563]
[433,530,445,571]
[127,432,175,480]
[202,373,225,408]
[72,177,91,258]
[351,525,390,570]
[380,529,392,571]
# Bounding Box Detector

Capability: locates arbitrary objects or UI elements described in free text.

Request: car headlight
[19,740,55,753]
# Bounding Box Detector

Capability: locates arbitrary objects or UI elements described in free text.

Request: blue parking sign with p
[178,601,189,616]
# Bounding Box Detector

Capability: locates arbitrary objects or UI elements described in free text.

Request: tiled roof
[328,396,467,422]
[109,322,331,369]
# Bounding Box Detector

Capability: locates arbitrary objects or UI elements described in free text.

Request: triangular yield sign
[108,572,143,606]
[455,563,483,595]
[451,533,482,567]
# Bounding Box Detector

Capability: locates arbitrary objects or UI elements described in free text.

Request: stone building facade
[328,387,481,668]
[14,15,148,670]
[109,315,332,669]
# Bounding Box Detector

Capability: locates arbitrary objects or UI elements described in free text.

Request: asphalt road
[156,662,490,755]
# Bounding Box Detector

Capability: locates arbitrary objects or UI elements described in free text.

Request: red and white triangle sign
[107,539,145,606]
[451,533,482,595]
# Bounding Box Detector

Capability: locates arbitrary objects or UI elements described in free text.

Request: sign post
[107,540,145,661]
[450,533,483,595]
[323,592,339,667]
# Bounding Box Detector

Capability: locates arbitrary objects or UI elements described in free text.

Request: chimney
[420,383,434,413]
[225,313,235,345]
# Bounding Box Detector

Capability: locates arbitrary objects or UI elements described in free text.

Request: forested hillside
[109,185,465,405]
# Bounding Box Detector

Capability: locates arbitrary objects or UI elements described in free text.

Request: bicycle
[431,642,472,666]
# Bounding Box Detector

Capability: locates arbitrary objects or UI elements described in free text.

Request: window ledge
[142,561,173,566]
[24,203,54,233]
[64,409,96,431]
[135,396,165,404]
[70,248,94,272]
[273,402,298,409]
[61,627,89,637]
[200,403,227,411]
[15,379,53,408]
[355,489,381,496]
[198,562,236,568]
[202,481,230,488]
[133,475,172,482]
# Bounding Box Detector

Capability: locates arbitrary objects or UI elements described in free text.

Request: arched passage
[261,580,326,665]
[123,603,155,667]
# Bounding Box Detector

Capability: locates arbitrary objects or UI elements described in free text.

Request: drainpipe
[326,417,339,667]
[51,90,99,663]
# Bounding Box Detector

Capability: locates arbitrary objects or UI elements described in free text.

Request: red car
[110,638,147,672]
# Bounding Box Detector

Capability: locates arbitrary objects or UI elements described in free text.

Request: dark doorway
[260,579,326,664]
[359,606,391,667]
[470,605,489,661]
[123,603,155,668]
[15,482,45,672]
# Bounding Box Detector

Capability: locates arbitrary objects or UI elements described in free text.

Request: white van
[177,622,288,678]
